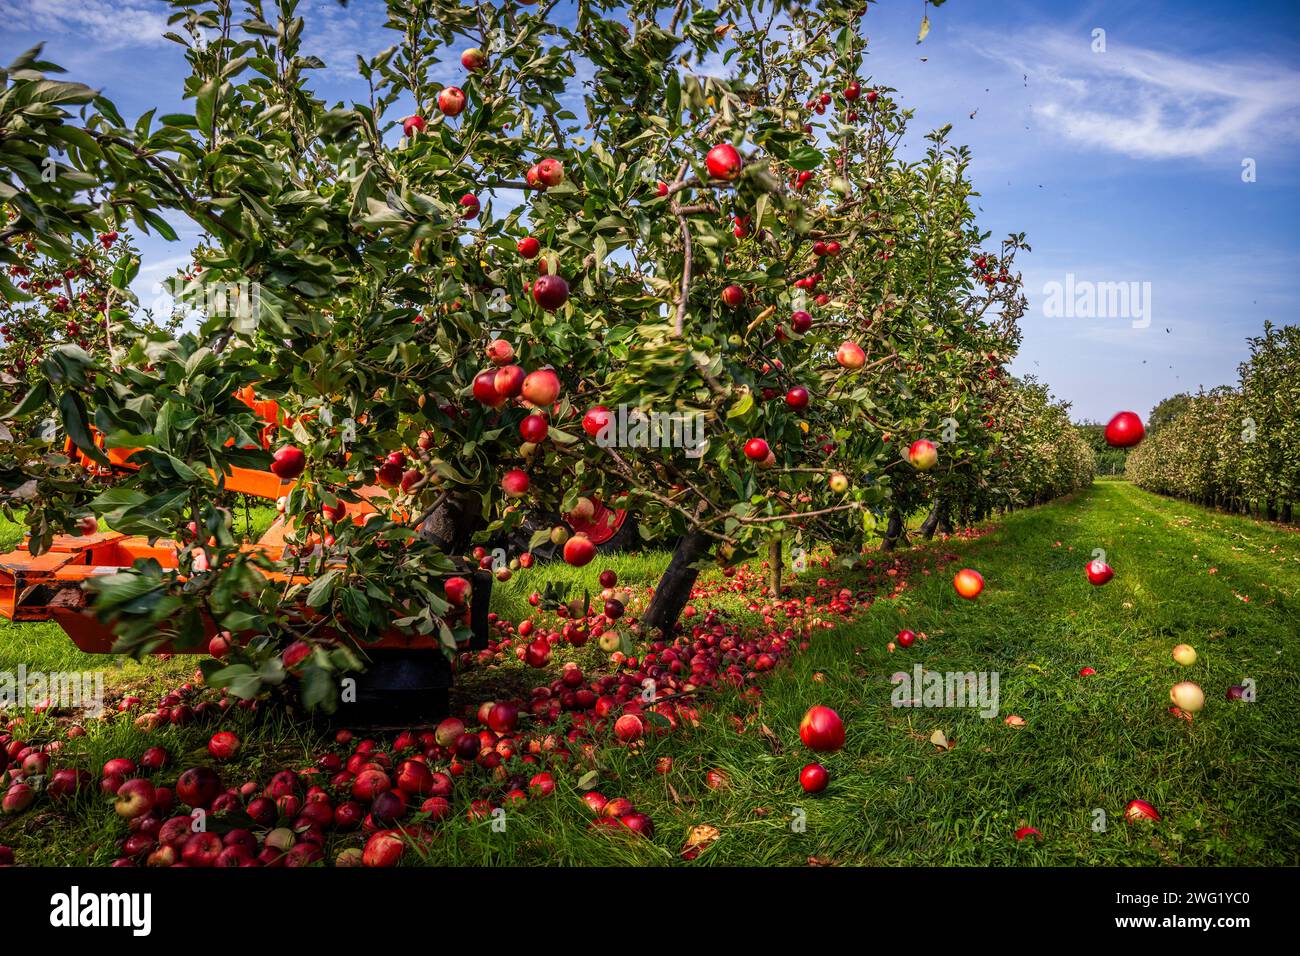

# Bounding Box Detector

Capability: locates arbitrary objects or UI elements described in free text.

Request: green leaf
[59,391,109,465]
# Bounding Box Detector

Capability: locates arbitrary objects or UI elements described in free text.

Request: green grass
[2,483,1298,865]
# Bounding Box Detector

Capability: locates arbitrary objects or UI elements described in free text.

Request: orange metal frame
[0,390,445,654]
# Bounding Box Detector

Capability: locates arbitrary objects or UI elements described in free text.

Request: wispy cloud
[0,0,171,51]
[970,30,1300,160]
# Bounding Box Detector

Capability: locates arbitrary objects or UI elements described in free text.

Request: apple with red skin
[461,48,487,70]
[395,760,435,796]
[583,405,611,438]
[1104,411,1145,448]
[47,768,89,799]
[1124,799,1160,823]
[77,515,98,536]
[363,830,405,867]
[487,702,520,734]
[532,274,569,310]
[613,714,644,742]
[619,812,655,837]
[705,143,742,180]
[720,284,746,308]
[519,414,549,443]
[502,469,530,498]
[282,640,311,669]
[352,769,392,803]
[207,731,240,761]
[435,718,465,747]
[215,846,254,867]
[485,339,514,365]
[103,758,137,779]
[604,598,625,620]
[896,629,915,648]
[517,236,540,259]
[953,568,984,599]
[459,193,480,219]
[1086,560,1114,586]
[784,386,810,410]
[743,437,770,461]
[455,733,481,760]
[175,767,221,809]
[437,86,466,117]
[472,369,507,407]
[791,310,813,333]
[181,832,223,867]
[599,569,618,588]
[836,342,866,369]
[2,784,34,815]
[800,763,829,794]
[907,439,938,470]
[401,115,425,137]
[536,158,565,186]
[444,576,471,606]
[146,846,177,867]
[563,534,597,568]
[799,705,845,752]
[114,779,157,819]
[270,445,306,480]
[522,368,562,405]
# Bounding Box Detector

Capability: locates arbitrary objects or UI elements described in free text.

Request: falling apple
[953,568,984,599]
[1086,560,1114,585]
[1104,411,1145,448]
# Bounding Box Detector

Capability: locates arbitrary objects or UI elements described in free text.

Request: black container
[343,567,492,726]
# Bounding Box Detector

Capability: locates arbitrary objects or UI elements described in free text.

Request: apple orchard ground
[2,481,1297,866]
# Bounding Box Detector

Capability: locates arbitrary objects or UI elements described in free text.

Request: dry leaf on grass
[681,824,721,860]
[930,729,954,751]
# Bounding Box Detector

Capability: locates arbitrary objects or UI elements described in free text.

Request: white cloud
[969,30,1300,160]
[0,0,171,50]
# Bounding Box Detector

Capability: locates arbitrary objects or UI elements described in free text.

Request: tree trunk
[1282,502,1293,524]
[1265,500,1278,522]
[880,510,905,552]
[919,501,947,541]
[642,529,713,636]
[767,536,783,597]
[419,493,479,555]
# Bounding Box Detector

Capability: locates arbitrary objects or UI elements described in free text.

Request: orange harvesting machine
[0,389,491,667]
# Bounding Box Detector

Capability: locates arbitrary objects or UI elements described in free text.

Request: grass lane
[1,483,1296,865]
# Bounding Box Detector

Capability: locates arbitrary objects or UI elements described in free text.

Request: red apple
[583,405,611,438]
[799,706,845,752]
[485,338,514,365]
[1124,799,1160,823]
[519,413,549,443]
[517,236,540,259]
[799,762,829,794]
[493,364,526,398]
[791,310,813,333]
[437,86,466,117]
[175,767,221,809]
[444,576,471,606]
[720,284,746,308]
[1086,560,1114,586]
[705,143,742,180]
[743,437,770,461]
[536,158,564,186]
[270,445,306,480]
[473,369,507,407]
[907,439,938,470]
[461,48,487,71]
[502,469,530,498]
[896,629,915,648]
[613,714,643,742]
[1104,411,1145,448]
[401,115,426,137]
[363,830,405,867]
[953,568,984,599]
[836,342,866,369]
[459,193,480,219]
[785,386,810,410]
[532,274,569,310]
[563,534,596,568]
[207,731,240,761]
[114,779,156,819]
[522,368,561,405]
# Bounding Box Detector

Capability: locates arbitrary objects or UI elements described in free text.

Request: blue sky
[4,0,1298,422]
